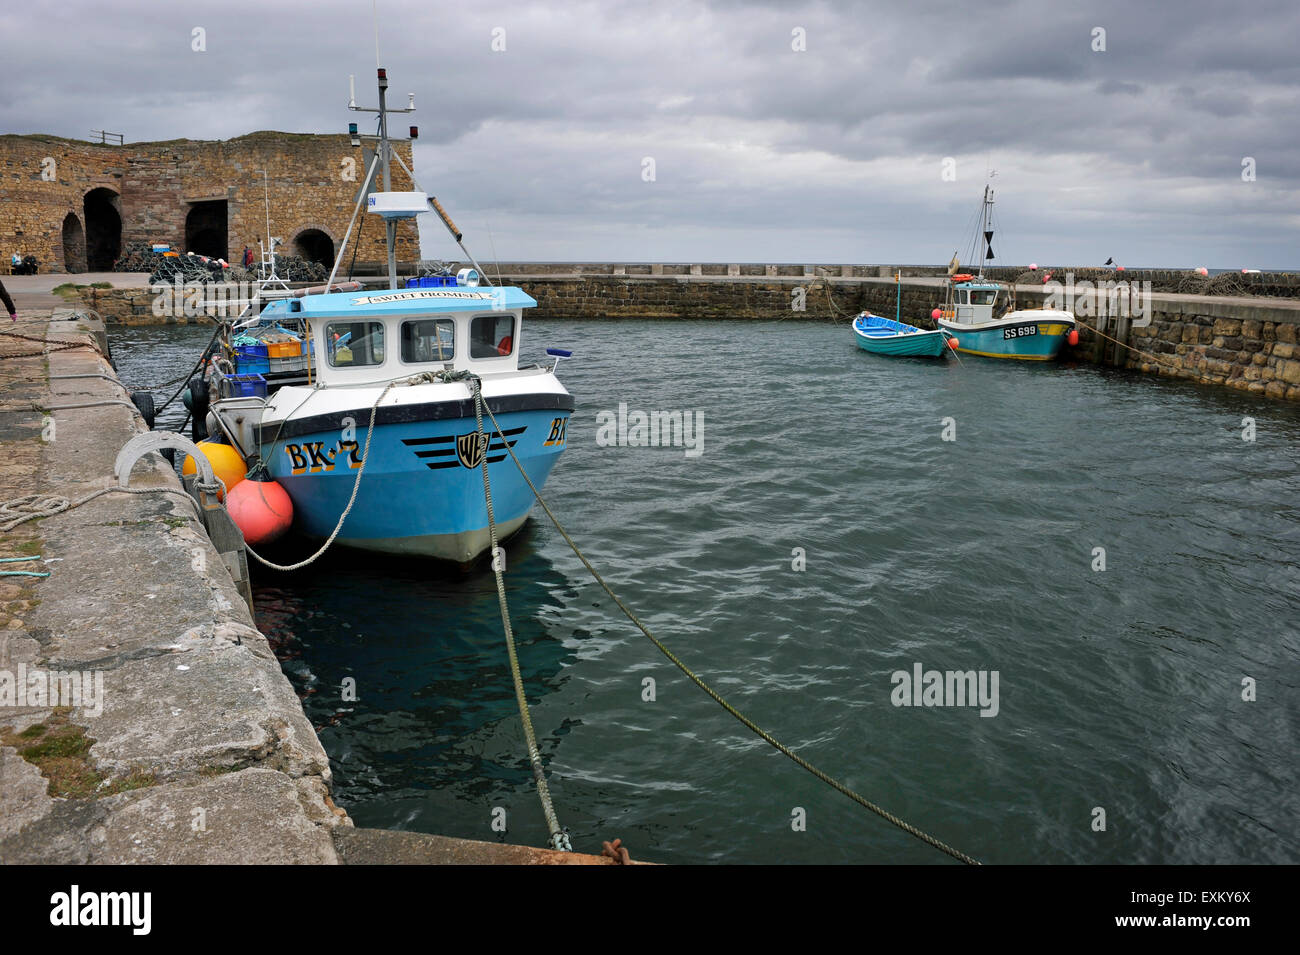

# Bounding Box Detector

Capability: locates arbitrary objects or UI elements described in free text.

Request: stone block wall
[1,132,417,273]
[67,267,1300,404]
[1126,307,1300,400]
[506,273,1300,402]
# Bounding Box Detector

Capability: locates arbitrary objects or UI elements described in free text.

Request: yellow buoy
[182,440,247,497]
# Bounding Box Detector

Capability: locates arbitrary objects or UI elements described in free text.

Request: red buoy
[931,308,941,320]
[1068,329,1080,346]
[226,478,294,547]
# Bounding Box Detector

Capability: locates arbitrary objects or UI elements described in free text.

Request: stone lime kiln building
[0,132,417,273]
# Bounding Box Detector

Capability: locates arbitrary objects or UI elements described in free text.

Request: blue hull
[938,317,1075,361]
[853,314,952,357]
[263,408,569,562]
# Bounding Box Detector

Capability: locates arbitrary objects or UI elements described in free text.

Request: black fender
[129,391,156,429]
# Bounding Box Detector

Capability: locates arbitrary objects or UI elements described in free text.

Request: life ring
[951,273,974,282]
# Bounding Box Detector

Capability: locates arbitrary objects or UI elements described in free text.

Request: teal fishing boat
[936,276,1077,361]
[935,184,1078,361]
[853,313,955,358]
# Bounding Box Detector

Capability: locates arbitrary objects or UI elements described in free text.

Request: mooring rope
[243,371,486,572]
[812,275,852,320]
[472,378,572,853]
[0,329,105,361]
[474,397,980,865]
[0,555,50,578]
[0,486,206,534]
[155,322,223,414]
[1079,321,1237,388]
[244,381,393,572]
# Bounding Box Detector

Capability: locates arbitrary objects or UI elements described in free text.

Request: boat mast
[977,184,993,280]
[347,68,417,291]
[376,69,397,290]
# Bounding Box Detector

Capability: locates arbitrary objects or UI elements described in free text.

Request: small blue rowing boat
[853,312,954,358]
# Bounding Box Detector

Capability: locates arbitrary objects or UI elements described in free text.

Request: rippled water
[111,319,1300,864]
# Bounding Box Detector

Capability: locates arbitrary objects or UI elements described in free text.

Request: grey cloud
[0,0,1296,267]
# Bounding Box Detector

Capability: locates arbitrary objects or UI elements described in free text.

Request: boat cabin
[259,284,536,386]
[948,281,1002,325]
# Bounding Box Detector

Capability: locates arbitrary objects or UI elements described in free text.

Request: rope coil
[1,486,203,533]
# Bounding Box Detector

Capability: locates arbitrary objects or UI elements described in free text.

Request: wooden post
[1112,313,1130,367]
[1092,313,1107,363]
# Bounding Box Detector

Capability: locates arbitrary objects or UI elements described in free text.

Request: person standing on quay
[1,276,16,321]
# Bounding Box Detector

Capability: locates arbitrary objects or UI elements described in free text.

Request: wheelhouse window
[401,319,455,363]
[970,290,997,305]
[470,314,515,359]
[325,321,385,367]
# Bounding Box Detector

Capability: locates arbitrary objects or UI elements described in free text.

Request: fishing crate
[265,339,303,359]
[234,343,270,375]
[269,353,309,373]
[225,374,267,398]
[235,355,270,375]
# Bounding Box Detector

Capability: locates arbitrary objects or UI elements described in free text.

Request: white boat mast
[978,184,994,280]
[348,69,417,289]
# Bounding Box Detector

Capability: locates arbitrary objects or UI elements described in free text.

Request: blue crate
[234,343,269,358]
[405,275,456,288]
[227,374,267,398]
[236,356,270,375]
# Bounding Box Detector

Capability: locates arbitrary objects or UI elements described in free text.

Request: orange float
[225,478,294,546]
[182,440,246,498]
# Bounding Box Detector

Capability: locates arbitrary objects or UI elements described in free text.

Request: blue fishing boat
[201,67,573,563]
[853,313,954,358]
[935,185,1078,361]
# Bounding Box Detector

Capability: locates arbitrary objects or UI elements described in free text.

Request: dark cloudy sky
[3,0,1297,267]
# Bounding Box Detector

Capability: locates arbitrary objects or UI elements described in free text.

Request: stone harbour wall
[0,308,349,862]
[61,268,1300,403]
[507,272,1300,402]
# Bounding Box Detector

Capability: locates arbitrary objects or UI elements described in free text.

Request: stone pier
[0,306,641,865]
[0,308,347,862]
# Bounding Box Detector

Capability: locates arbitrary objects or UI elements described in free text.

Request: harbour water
[110,319,1300,864]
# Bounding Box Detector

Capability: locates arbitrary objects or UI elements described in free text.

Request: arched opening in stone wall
[185,200,228,259]
[293,229,335,268]
[61,213,86,273]
[83,188,121,271]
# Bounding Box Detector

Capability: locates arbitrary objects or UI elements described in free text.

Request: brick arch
[289,223,337,268]
[83,186,122,271]
[59,209,87,273]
